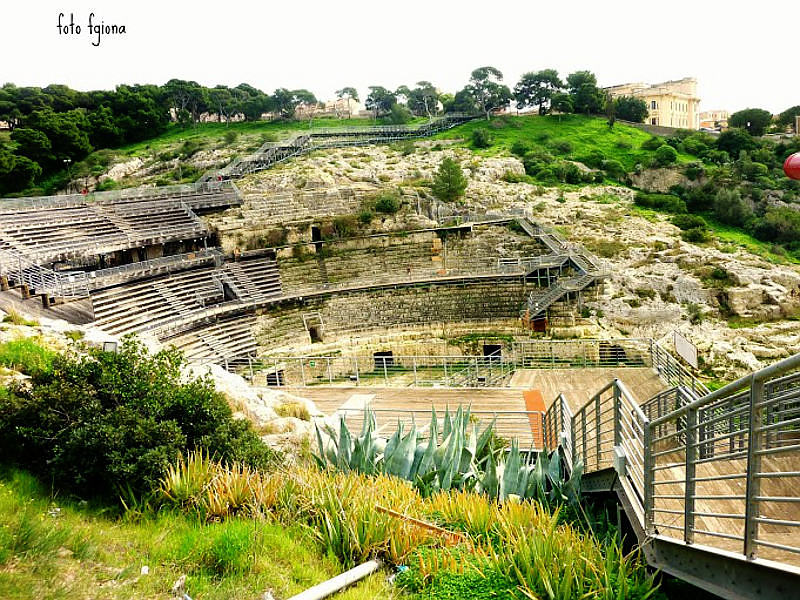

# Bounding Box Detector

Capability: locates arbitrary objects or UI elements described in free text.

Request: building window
[651,100,657,110]
[651,118,658,125]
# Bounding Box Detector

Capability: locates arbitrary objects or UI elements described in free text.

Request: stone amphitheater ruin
[1,114,799,598]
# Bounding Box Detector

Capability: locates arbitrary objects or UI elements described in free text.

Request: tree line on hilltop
[1,69,798,198]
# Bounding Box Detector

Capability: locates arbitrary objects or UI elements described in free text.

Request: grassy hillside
[438,114,694,170]
[0,469,397,600]
[119,115,427,158]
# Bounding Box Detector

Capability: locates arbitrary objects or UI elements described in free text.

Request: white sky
[2,0,796,114]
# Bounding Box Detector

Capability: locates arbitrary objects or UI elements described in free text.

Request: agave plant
[315,406,496,496]
[480,439,584,506]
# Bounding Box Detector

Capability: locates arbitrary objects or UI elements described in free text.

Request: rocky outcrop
[630,167,692,193]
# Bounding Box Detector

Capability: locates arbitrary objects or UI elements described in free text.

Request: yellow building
[606,77,700,129]
[699,110,729,130]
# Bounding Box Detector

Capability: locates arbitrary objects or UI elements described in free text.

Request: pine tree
[432,157,468,202]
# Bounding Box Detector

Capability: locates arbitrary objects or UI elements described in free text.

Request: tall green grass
[0,338,55,375]
[0,468,398,599]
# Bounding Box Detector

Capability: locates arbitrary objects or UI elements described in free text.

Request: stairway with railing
[543,352,800,599]
[205,113,478,181]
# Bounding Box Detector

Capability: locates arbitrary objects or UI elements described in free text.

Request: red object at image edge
[784,152,800,180]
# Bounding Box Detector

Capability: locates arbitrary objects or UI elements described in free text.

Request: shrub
[634,192,687,214]
[682,133,711,156]
[387,104,412,125]
[374,191,402,214]
[510,140,529,157]
[471,129,493,149]
[653,144,678,166]
[641,136,665,151]
[685,162,705,181]
[331,215,359,238]
[358,207,375,224]
[601,159,626,180]
[94,179,119,191]
[741,161,769,181]
[671,214,707,230]
[752,207,800,244]
[502,171,526,183]
[223,130,238,145]
[713,188,752,227]
[576,149,605,169]
[0,340,277,500]
[681,227,712,243]
[550,140,572,154]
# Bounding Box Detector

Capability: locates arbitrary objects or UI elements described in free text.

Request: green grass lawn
[0,468,400,600]
[118,115,426,157]
[438,114,695,171]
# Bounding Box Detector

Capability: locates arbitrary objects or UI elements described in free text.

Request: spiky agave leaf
[336,415,353,472]
[385,423,418,481]
[480,449,499,499]
[501,438,521,500]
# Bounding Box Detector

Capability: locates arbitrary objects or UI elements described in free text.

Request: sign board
[673,331,698,369]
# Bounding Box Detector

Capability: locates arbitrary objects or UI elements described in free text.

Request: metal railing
[512,338,652,369]
[650,339,710,396]
[563,352,800,569]
[0,248,90,298]
[544,393,574,466]
[246,354,518,388]
[0,180,239,212]
[644,352,800,564]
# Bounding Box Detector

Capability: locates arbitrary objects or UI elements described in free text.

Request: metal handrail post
[595,392,602,470]
[643,421,655,535]
[684,406,697,544]
[613,380,622,446]
[744,375,765,559]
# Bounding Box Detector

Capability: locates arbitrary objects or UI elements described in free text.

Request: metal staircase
[543,353,800,599]
[524,274,594,318]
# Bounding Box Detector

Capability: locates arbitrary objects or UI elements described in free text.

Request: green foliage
[713,188,753,227]
[331,214,359,238]
[641,136,665,151]
[671,214,707,230]
[0,339,277,500]
[550,139,572,154]
[614,96,648,123]
[431,157,468,202]
[0,468,393,599]
[753,207,800,246]
[510,140,529,156]
[373,190,402,214]
[471,128,493,148]
[634,192,686,214]
[653,144,678,166]
[716,128,756,158]
[0,338,55,376]
[729,108,773,136]
[387,103,412,125]
[602,158,626,179]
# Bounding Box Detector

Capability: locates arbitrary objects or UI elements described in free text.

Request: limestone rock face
[630,168,691,193]
[100,157,145,182]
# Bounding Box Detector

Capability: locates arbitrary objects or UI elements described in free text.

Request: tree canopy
[464,67,512,120]
[729,108,773,136]
[513,69,563,115]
